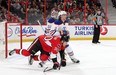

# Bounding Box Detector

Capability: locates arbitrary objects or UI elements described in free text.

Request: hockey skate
[9,49,16,56]
[38,61,45,68]
[71,57,80,63]
[28,55,34,65]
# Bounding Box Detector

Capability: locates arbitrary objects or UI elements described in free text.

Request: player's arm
[50,50,60,70]
[45,21,53,35]
[50,37,61,69]
[49,23,59,36]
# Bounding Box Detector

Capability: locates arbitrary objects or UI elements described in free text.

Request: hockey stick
[43,67,53,72]
[37,20,45,33]
[43,50,67,72]
[43,57,61,72]
[43,65,61,72]
[37,20,54,41]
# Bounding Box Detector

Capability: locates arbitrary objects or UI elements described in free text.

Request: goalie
[9,31,69,69]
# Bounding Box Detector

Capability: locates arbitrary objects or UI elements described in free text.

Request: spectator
[0,0,108,24]
[111,0,116,8]
[21,5,26,19]
[69,16,76,24]
[87,13,94,24]
[1,0,8,9]
[0,6,7,21]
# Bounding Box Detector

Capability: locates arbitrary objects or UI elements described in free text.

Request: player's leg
[9,49,31,56]
[9,38,42,65]
[37,49,50,67]
[28,53,49,67]
[28,38,44,65]
[65,44,80,63]
[9,38,40,56]
[37,52,50,67]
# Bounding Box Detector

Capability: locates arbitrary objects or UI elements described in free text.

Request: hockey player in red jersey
[49,11,80,63]
[9,31,69,69]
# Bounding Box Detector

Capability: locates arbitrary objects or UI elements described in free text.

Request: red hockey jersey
[38,35,65,54]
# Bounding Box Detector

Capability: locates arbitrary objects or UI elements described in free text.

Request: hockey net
[0,22,22,59]
[0,21,5,59]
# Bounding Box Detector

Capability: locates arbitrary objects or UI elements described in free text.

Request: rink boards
[6,23,116,42]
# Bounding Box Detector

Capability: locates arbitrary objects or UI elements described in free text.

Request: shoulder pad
[54,20,62,25]
[48,17,55,23]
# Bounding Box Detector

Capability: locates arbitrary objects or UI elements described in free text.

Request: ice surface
[0,40,116,75]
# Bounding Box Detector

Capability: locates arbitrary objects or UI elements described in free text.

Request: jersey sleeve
[50,20,61,30]
[49,20,60,36]
[46,18,55,30]
[50,37,61,59]
[50,20,69,36]
[51,37,61,54]
[45,18,55,35]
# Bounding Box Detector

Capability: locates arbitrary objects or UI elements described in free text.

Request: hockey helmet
[51,10,58,19]
[57,11,67,19]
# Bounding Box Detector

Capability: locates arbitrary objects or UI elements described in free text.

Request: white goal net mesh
[0,22,22,59]
[0,21,6,59]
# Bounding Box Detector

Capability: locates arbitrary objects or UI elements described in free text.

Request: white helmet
[57,11,67,18]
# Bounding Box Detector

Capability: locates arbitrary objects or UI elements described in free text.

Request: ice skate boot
[28,55,34,65]
[9,49,16,56]
[71,57,80,63]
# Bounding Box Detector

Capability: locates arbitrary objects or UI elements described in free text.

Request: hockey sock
[33,55,39,61]
[65,45,75,58]
[15,49,31,56]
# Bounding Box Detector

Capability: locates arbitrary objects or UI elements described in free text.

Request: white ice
[0,40,116,75]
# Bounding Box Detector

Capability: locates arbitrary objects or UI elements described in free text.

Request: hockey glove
[52,58,60,70]
[53,62,60,70]
[61,59,66,67]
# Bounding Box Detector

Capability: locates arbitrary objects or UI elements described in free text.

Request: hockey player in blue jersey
[29,10,80,68]
[50,11,80,64]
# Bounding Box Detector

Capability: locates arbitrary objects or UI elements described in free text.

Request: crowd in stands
[0,0,107,25]
[111,0,116,8]
[0,0,7,22]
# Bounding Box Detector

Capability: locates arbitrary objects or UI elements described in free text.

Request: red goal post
[5,22,22,58]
